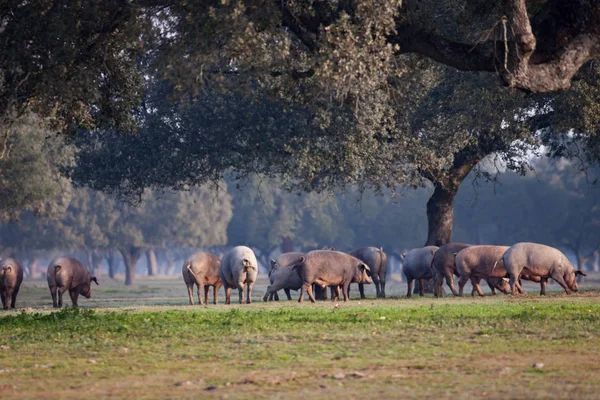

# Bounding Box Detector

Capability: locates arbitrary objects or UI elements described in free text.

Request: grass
[0,275,599,399]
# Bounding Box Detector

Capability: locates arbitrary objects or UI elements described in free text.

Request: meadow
[0,274,599,399]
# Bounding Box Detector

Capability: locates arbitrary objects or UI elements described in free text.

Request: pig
[500,242,586,295]
[293,250,373,303]
[349,247,388,298]
[263,252,304,302]
[454,246,511,296]
[47,257,98,308]
[431,243,471,297]
[0,258,24,310]
[402,246,439,297]
[219,246,258,304]
[182,251,222,305]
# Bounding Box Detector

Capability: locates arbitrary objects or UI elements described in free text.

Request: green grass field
[1,274,599,399]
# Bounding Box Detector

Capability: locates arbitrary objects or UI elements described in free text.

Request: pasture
[0,274,599,399]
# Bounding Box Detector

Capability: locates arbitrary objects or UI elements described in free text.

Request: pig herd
[0,242,587,310]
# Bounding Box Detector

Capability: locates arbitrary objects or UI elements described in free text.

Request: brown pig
[182,251,222,305]
[500,242,585,295]
[0,258,24,310]
[454,245,511,296]
[431,243,471,297]
[47,257,98,308]
[293,250,373,303]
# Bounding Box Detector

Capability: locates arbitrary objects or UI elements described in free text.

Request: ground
[0,274,599,399]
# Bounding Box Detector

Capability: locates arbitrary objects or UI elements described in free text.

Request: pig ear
[575,270,587,277]
[361,263,371,272]
[90,277,99,285]
[5,266,11,272]
[270,259,276,268]
[400,252,406,259]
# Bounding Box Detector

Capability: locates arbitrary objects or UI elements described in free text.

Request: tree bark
[28,258,39,279]
[281,236,294,253]
[425,182,458,246]
[146,248,158,276]
[119,246,143,286]
[107,248,119,279]
[91,250,104,277]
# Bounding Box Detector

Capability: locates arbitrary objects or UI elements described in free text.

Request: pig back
[48,257,90,288]
[299,250,362,284]
[456,245,509,278]
[350,247,386,275]
[403,246,438,279]
[0,258,24,288]
[504,242,573,275]
[432,243,471,274]
[183,252,221,284]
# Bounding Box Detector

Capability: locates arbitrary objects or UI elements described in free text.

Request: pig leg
[471,278,485,296]
[10,287,19,309]
[298,284,306,303]
[539,278,548,296]
[284,288,292,300]
[308,284,318,303]
[416,279,423,296]
[273,291,279,301]
[186,283,194,305]
[342,282,351,302]
[331,286,340,301]
[372,275,381,298]
[549,273,571,295]
[509,273,522,296]
[458,275,469,296]
[358,283,365,299]
[203,285,210,305]
[444,268,459,296]
[57,287,68,307]
[50,285,58,308]
[237,285,244,304]
[246,281,254,304]
[1,291,6,310]
[434,272,444,298]
[213,285,219,305]
[224,285,231,305]
[4,288,13,309]
[406,277,413,298]
[68,289,79,307]
[197,282,205,305]
[379,278,386,298]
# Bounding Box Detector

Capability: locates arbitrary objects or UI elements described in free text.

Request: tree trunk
[28,258,39,279]
[119,247,143,286]
[576,250,590,284]
[593,250,599,273]
[146,248,158,276]
[281,236,294,253]
[107,249,119,279]
[91,250,104,277]
[425,182,459,246]
[163,250,177,275]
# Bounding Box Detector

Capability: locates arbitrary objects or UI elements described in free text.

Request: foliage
[0,113,73,220]
[0,0,145,134]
